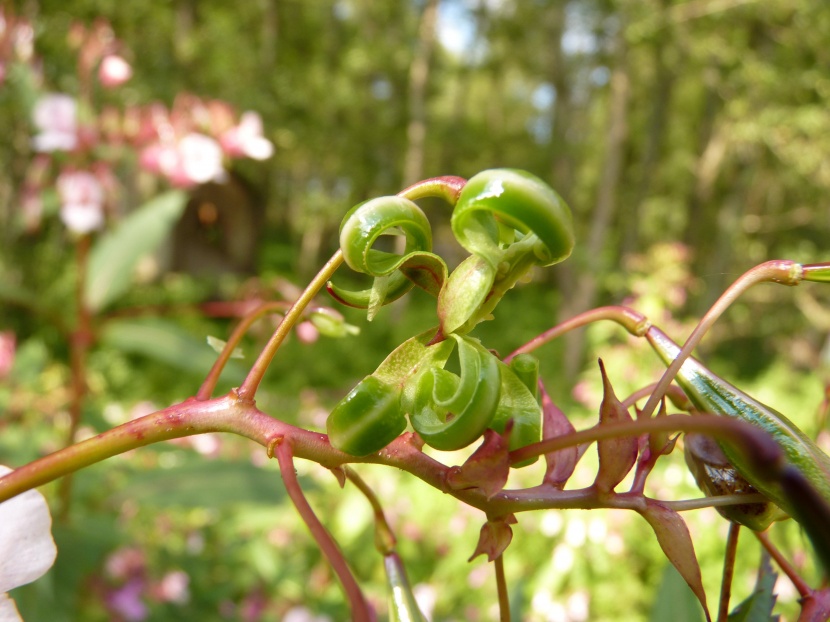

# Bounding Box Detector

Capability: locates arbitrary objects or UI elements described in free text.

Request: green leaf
[728,553,779,622]
[84,190,186,311]
[650,562,705,622]
[99,317,246,382]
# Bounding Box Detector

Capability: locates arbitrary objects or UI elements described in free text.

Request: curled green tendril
[327,196,447,318]
[410,334,501,451]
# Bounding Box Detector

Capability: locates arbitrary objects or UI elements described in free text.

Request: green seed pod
[451,168,575,266]
[410,335,501,451]
[327,375,406,457]
[646,325,830,523]
[684,432,786,530]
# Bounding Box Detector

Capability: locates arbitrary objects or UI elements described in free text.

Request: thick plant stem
[495,554,510,622]
[237,250,344,401]
[274,440,373,622]
[509,412,780,468]
[196,301,290,400]
[716,522,741,622]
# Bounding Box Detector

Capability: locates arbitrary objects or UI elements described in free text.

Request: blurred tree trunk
[558,33,631,382]
[622,0,674,256]
[402,0,439,187]
[260,0,278,71]
[547,1,572,196]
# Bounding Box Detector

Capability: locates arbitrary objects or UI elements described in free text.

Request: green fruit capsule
[410,335,501,451]
[451,168,575,266]
[646,325,830,523]
[327,375,406,456]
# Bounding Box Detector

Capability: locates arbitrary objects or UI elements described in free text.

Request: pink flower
[138,143,179,177]
[295,321,319,344]
[0,332,15,378]
[32,94,78,152]
[220,111,274,160]
[56,170,105,233]
[98,54,132,88]
[156,570,190,605]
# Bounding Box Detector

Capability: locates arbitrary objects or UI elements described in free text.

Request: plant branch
[495,554,510,622]
[237,249,344,401]
[196,301,289,400]
[274,440,373,622]
[638,260,803,421]
[755,530,812,598]
[716,522,740,622]
[505,305,650,363]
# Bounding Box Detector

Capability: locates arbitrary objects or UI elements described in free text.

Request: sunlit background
[1,1,829,620]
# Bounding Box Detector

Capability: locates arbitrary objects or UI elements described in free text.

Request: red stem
[716,522,741,622]
[274,440,373,621]
[755,530,812,598]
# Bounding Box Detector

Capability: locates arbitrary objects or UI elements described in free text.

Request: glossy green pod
[327,375,406,457]
[451,168,575,266]
[410,334,501,451]
[646,325,830,522]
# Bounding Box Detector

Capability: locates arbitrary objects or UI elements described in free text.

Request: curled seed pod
[451,168,575,266]
[327,196,447,316]
[410,334,501,451]
[508,354,540,402]
[684,432,785,531]
[490,358,542,467]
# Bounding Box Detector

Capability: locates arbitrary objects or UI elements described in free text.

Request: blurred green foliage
[2,0,830,620]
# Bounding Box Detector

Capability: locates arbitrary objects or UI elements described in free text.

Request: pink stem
[274,440,373,621]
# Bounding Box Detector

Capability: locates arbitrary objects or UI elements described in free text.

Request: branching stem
[237,250,344,401]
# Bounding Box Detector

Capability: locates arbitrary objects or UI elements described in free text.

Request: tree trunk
[558,34,631,382]
[402,0,439,187]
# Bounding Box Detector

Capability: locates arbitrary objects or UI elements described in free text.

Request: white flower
[31,94,78,152]
[169,133,226,187]
[0,466,57,622]
[56,170,105,234]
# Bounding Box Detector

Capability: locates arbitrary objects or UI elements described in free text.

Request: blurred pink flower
[98,54,132,88]
[32,94,78,152]
[141,134,226,187]
[0,465,57,622]
[56,169,105,233]
[295,321,319,344]
[220,111,274,160]
[0,332,15,378]
[156,570,190,605]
